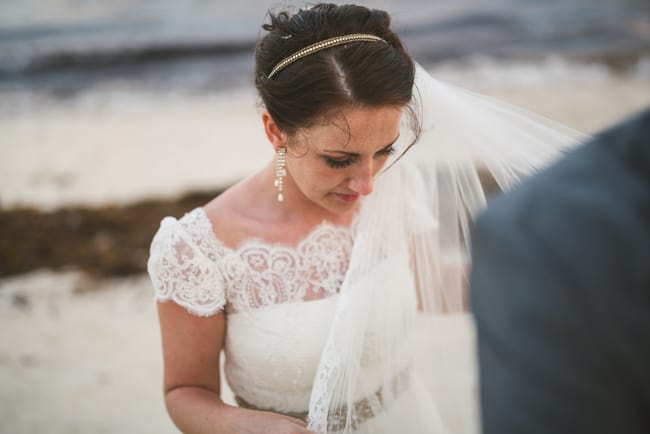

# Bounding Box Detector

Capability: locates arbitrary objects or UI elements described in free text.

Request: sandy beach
[1,60,649,433]
[0,271,180,433]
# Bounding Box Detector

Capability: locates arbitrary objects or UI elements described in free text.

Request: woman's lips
[334,193,360,202]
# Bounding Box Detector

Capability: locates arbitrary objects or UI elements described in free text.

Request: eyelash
[324,146,396,169]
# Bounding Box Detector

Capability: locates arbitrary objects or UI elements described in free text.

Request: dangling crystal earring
[274,147,286,202]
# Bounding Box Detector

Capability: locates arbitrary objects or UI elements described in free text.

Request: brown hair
[254,3,419,142]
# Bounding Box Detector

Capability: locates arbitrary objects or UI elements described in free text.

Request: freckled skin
[279,106,403,215]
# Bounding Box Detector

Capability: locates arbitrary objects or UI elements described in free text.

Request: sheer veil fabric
[305,64,588,433]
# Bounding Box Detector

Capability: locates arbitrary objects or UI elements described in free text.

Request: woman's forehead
[299,106,403,148]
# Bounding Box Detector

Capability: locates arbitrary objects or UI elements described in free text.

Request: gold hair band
[267,33,388,79]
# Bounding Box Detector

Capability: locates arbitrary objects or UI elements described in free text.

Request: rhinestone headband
[267,33,388,79]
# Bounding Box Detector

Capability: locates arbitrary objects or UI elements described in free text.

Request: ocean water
[0,0,648,101]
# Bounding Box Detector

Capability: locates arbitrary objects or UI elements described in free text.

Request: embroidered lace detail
[209,209,355,312]
[147,210,227,316]
[148,207,355,315]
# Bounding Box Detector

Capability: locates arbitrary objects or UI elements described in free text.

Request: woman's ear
[261,111,288,151]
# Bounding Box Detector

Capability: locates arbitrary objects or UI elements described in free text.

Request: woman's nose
[348,163,374,195]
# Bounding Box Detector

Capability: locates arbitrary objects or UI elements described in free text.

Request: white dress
[147,205,479,434]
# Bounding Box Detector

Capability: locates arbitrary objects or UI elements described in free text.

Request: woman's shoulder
[149,205,217,253]
[148,175,259,251]
[147,204,228,317]
[147,183,246,269]
[202,174,272,248]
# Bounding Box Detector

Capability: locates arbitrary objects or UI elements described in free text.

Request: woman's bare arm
[158,300,229,432]
[157,301,313,434]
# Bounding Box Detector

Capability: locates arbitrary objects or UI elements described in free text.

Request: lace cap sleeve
[147,210,226,317]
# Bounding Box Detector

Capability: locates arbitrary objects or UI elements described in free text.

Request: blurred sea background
[0,1,649,433]
[1,0,649,108]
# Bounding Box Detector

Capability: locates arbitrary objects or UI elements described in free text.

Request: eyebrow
[322,134,400,156]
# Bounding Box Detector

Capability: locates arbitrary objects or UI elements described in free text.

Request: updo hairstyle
[255,3,418,139]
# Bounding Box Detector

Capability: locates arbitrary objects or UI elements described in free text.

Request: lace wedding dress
[148,193,478,434]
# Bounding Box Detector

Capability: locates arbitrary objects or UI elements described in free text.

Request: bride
[147,3,585,433]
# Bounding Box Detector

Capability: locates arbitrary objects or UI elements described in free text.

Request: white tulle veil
[305,63,588,433]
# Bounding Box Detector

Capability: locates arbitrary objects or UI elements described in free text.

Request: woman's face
[283,105,403,215]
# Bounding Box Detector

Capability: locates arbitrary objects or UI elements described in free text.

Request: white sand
[0,271,182,433]
[0,88,271,211]
[1,60,649,434]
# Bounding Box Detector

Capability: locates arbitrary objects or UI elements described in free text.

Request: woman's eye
[377,145,396,157]
[325,157,354,169]
[324,146,395,169]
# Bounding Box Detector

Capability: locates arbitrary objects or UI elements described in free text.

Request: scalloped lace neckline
[182,206,356,312]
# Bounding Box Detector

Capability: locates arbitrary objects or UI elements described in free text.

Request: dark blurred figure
[470,108,650,434]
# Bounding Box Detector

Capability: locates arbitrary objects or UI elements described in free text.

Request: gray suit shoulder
[474,108,650,291]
